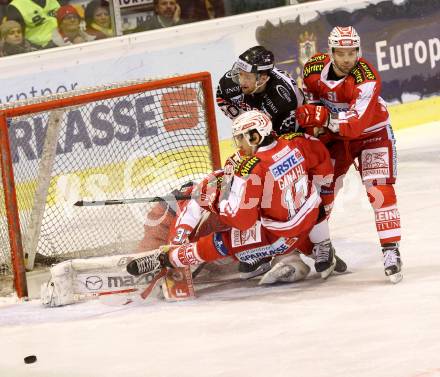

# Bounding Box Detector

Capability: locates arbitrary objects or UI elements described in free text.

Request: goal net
[0,72,220,297]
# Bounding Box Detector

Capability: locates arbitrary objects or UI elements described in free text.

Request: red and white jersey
[218,133,333,238]
[303,53,391,139]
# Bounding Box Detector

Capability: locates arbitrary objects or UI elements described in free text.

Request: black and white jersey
[216,68,305,135]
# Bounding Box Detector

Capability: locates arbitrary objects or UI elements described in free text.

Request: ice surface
[1,122,440,377]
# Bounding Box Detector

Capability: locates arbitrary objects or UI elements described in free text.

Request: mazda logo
[85,276,103,290]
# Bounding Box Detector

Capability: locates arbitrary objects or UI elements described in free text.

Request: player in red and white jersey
[217,114,331,241]
[296,26,402,283]
[129,111,343,283]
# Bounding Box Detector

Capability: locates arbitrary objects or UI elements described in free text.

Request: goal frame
[0,72,220,298]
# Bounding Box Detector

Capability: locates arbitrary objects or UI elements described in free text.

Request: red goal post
[0,72,220,298]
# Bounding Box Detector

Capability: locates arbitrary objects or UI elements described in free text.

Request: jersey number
[283,176,308,218]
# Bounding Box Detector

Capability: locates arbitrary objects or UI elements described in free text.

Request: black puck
[24,355,37,364]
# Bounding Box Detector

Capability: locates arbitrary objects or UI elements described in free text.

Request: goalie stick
[74,194,193,207]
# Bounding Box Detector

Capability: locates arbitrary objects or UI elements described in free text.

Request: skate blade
[387,271,403,284]
[320,257,337,280]
[334,255,347,273]
[239,262,271,280]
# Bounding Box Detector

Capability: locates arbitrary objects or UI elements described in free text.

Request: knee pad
[366,185,396,209]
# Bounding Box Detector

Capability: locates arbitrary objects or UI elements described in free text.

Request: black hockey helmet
[235,46,274,74]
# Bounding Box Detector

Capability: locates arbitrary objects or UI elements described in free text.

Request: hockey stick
[140,268,168,299]
[74,193,193,207]
[191,262,206,279]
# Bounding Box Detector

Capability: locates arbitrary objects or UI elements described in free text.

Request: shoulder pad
[268,70,296,103]
[271,67,291,77]
[303,54,327,78]
[349,60,377,84]
[235,156,260,176]
[279,132,304,141]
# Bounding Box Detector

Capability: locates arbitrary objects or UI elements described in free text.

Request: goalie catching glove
[296,104,329,128]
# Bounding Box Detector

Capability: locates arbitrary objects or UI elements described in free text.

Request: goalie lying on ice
[42,111,348,306]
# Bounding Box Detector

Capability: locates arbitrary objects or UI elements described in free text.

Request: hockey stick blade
[74,194,193,207]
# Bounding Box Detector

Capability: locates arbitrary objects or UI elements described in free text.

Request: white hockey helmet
[328,26,362,58]
[232,110,272,147]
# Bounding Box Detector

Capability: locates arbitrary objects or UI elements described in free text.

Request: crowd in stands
[0,0,317,57]
[134,0,316,32]
[0,0,113,56]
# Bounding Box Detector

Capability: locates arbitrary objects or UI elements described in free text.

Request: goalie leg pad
[41,251,162,307]
[41,260,76,307]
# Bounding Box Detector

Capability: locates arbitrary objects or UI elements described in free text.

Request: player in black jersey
[216,45,305,135]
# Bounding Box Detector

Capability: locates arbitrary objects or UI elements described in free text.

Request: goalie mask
[231,46,274,94]
[232,110,273,152]
[328,26,362,61]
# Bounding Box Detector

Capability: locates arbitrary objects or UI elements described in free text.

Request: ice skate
[238,257,272,279]
[259,253,311,285]
[313,240,336,279]
[334,255,347,273]
[382,243,403,284]
[126,251,163,276]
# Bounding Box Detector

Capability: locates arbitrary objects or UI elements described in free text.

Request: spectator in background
[0,0,9,22]
[85,0,113,40]
[0,20,37,56]
[225,0,287,15]
[179,0,225,22]
[6,0,60,49]
[137,0,183,32]
[48,5,95,47]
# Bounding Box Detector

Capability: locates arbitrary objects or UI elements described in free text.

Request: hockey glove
[296,104,329,128]
[194,171,223,213]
